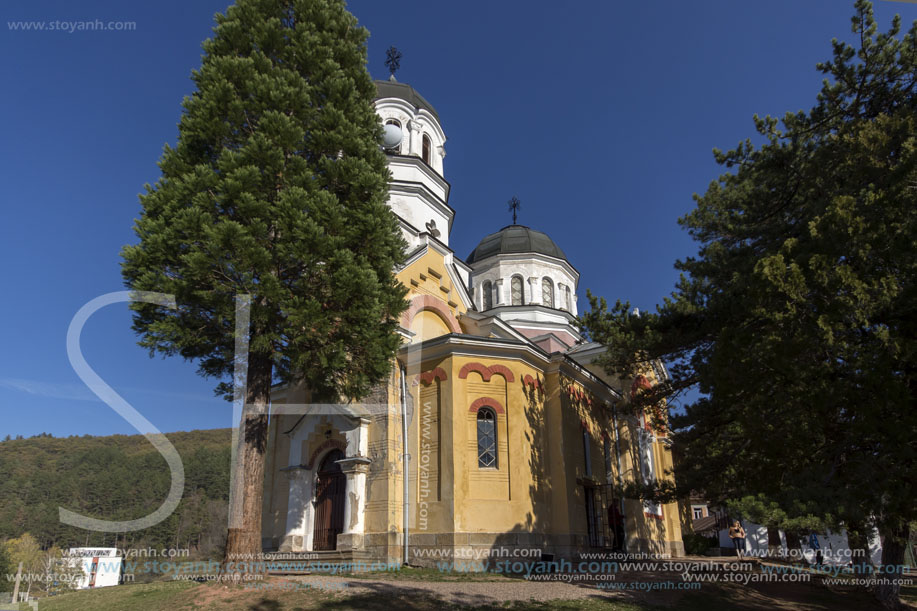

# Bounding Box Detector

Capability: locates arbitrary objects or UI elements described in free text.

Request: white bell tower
[374,79,453,250]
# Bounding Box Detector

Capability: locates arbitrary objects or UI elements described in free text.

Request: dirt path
[287,574,614,606]
[263,573,890,610]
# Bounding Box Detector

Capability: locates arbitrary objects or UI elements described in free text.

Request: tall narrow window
[511,276,524,306]
[542,277,554,307]
[603,435,613,484]
[565,286,572,311]
[422,134,432,164]
[482,280,493,310]
[583,430,592,477]
[585,486,599,547]
[477,408,497,468]
[639,427,662,517]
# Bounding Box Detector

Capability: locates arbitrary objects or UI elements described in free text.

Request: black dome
[466,225,568,265]
[374,79,439,121]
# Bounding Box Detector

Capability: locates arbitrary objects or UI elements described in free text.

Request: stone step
[263,550,376,575]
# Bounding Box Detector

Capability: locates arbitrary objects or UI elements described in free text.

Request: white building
[67,548,122,589]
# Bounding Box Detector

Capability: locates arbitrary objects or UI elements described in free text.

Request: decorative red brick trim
[304,438,347,470]
[418,367,448,385]
[469,397,505,415]
[565,384,595,408]
[401,294,461,335]
[459,362,490,381]
[631,374,652,398]
[458,362,515,383]
[522,374,543,391]
[488,364,515,383]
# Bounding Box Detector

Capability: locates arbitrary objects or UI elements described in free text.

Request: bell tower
[373,79,452,250]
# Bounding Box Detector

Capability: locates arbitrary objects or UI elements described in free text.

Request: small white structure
[67,548,121,589]
[717,521,883,565]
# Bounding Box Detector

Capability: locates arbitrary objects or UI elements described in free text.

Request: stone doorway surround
[278,411,371,552]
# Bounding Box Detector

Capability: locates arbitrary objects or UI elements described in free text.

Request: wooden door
[313,449,345,551]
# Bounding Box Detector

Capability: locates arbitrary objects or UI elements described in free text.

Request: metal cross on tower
[508,196,521,225]
[385,46,402,79]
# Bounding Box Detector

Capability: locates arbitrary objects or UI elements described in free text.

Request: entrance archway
[312,449,345,550]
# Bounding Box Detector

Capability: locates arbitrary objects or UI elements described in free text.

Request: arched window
[482,280,493,310]
[511,276,524,306]
[477,408,497,468]
[383,119,402,153]
[542,277,554,308]
[565,286,572,311]
[422,134,432,164]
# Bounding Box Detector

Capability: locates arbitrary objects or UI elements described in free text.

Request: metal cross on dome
[508,196,521,225]
[385,46,402,79]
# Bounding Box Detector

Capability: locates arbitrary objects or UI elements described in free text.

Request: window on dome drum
[477,408,497,468]
[482,280,493,310]
[542,277,554,307]
[565,286,572,311]
[422,134,431,164]
[511,276,524,306]
[384,119,401,152]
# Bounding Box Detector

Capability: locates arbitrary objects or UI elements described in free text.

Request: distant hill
[0,429,231,558]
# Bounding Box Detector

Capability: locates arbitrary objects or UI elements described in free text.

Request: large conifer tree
[121,0,407,561]
[581,1,915,605]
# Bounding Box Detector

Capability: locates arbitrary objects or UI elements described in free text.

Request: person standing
[809,532,823,566]
[729,520,746,557]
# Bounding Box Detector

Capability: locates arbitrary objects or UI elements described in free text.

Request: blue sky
[1,0,913,438]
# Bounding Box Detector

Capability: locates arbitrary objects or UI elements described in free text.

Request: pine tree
[121,0,407,565]
[581,1,915,605]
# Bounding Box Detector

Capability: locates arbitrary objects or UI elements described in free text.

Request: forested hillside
[0,429,231,558]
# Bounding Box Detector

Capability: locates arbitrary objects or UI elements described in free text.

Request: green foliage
[4,533,42,575]
[683,532,718,555]
[120,0,408,401]
[0,429,231,558]
[581,0,916,541]
[727,494,825,538]
[0,543,8,580]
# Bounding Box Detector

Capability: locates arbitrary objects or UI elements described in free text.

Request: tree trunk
[222,350,272,578]
[846,525,874,581]
[785,530,803,561]
[874,523,908,609]
[767,524,782,556]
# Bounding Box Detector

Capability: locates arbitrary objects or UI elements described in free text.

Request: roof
[374,79,440,121]
[466,225,568,265]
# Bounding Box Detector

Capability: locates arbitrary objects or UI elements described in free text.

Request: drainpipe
[610,400,628,553]
[399,362,410,566]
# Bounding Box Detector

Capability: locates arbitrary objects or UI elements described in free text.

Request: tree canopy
[121,0,406,402]
[0,430,231,559]
[581,1,915,600]
[121,0,407,559]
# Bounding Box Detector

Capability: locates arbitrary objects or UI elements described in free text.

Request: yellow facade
[261,244,684,564]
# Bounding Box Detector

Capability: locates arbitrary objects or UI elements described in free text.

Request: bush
[683,532,718,555]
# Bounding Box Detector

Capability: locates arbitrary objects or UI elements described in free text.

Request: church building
[261,77,684,565]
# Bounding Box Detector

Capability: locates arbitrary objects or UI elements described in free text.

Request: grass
[25,583,657,611]
[339,566,514,581]
[27,581,199,610]
[16,573,917,611]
